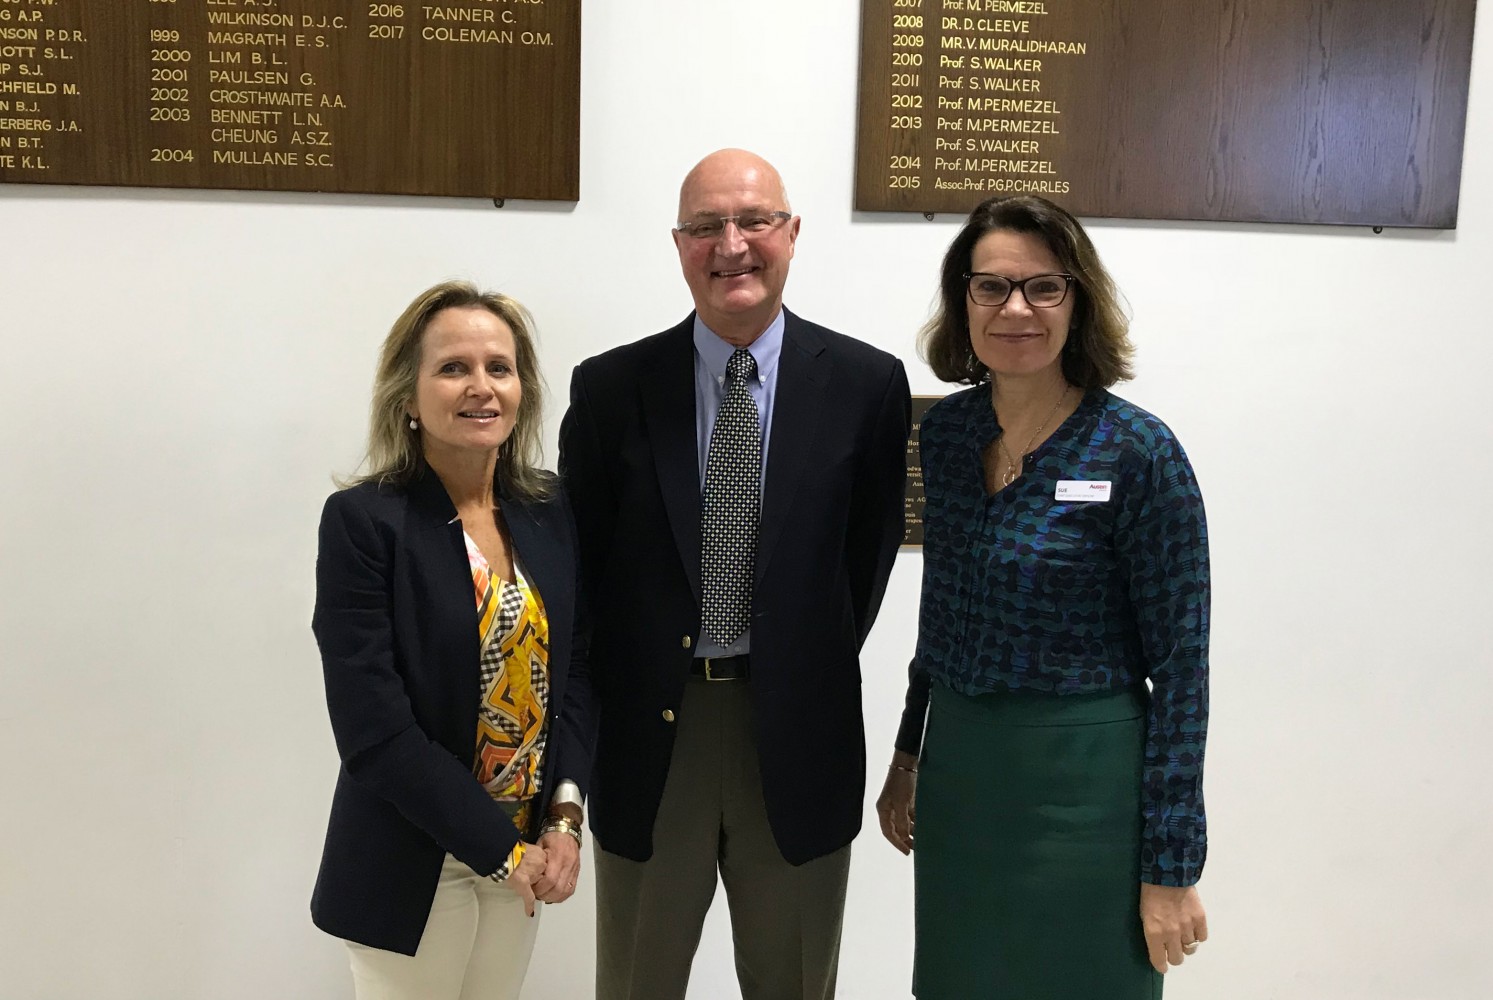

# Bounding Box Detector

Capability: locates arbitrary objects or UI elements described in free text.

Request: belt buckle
[702,656,731,682]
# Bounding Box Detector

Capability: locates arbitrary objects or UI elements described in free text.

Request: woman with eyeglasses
[876,195,1211,998]
[310,281,597,1000]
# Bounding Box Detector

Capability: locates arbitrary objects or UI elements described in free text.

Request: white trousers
[347,854,542,1000]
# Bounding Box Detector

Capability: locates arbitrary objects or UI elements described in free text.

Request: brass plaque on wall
[855,1,1476,227]
[0,1,579,199]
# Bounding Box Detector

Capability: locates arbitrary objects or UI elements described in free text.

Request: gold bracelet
[540,815,584,847]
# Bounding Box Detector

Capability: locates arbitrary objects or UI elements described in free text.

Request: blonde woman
[311,281,596,999]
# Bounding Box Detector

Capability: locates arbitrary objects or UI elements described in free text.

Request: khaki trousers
[595,678,852,1000]
[346,854,541,1000]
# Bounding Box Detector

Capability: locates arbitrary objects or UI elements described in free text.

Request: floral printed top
[897,386,1210,886]
[465,532,550,881]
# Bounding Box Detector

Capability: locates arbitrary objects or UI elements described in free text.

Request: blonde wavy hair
[344,280,551,501]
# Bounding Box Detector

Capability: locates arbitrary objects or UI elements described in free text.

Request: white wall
[3,1,1491,998]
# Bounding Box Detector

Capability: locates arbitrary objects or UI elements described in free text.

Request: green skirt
[913,683,1162,1000]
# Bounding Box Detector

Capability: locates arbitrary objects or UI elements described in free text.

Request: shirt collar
[692,309,785,386]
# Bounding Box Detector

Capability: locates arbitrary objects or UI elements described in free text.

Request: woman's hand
[875,750,920,855]
[503,843,549,917]
[1139,882,1208,973]
[533,828,582,904]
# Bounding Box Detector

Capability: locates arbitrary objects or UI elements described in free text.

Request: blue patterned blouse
[896,385,1209,886]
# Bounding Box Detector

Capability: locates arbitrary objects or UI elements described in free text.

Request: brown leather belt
[689,654,750,681]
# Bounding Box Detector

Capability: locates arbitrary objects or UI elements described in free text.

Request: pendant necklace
[996,386,1071,487]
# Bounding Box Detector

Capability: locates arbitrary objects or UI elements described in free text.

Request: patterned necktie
[701,348,761,647]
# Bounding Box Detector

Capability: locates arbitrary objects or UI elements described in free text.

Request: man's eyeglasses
[964,272,1074,308]
[675,212,793,241]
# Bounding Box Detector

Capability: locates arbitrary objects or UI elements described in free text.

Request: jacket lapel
[407,464,469,565]
[641,320,703,604]
[757,311,828,584]
[407,466,483,744]
[500,497,555,610]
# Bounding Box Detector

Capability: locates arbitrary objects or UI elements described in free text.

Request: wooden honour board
[0,1,579,200]
[855,0,1477,228]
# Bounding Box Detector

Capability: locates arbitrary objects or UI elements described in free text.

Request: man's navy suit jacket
[560,309,910,865]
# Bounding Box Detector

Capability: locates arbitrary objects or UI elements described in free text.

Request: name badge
[1055,480,1111,502]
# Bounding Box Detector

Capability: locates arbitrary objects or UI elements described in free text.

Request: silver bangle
[549,779,583,810]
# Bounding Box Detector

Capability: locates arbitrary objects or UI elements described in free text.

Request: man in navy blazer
[560,149,911,999]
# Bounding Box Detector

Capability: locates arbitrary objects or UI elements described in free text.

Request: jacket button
[681,635,692,649]
[662,709,676,723]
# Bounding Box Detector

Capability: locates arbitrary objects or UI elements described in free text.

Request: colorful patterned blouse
[896,386,1210,886]
[465,530,551,881]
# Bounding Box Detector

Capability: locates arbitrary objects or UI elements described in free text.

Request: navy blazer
[559,310,910,865]
[310,466,596,955]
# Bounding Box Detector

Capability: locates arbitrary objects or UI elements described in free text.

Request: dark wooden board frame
[0,1,579,200]
[855,0,1477,227]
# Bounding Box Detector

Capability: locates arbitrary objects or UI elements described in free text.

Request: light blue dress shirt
[691,310,784,658]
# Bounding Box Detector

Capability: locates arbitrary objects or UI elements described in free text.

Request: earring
[408,417,419,430]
